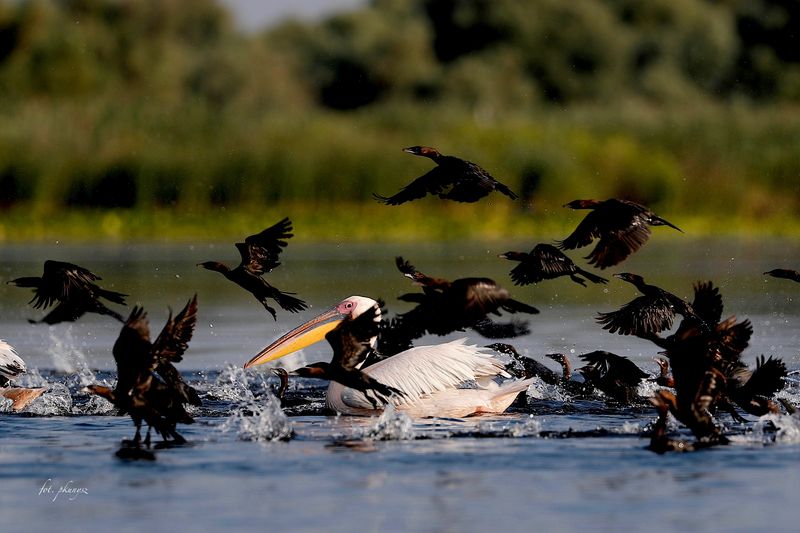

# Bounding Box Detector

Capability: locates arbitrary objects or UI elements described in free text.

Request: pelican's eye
[338,300,356,314]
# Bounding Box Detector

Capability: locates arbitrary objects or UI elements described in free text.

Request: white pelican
[0,339,45,411]
[244,296,535,417]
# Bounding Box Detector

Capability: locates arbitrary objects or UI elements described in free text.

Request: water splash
[472,416,542,438]
[15,368,49,388]
[78,394,116,415]
[207,364,272,403]
[217,365,293,442]
[507,416,542,437]
[526,377,571,402]
[23,383,73,416]
[637,379,669,398]
[358,404,415,441]
[221,396,293,442]
[748,414,800,444]
[0,395,12,412]
[615,421,643,434]
[46,327,96,386]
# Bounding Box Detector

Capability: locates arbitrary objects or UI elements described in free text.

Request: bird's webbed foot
[261,303,278,321]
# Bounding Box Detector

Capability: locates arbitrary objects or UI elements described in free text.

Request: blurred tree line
[0,0,797,237]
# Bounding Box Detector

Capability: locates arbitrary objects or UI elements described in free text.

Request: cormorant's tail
[99,288,128,305]
[576,268,608,285]
[273,290,308,314]
[495,182,518,200]
[95,302,125,322]
[501,299,539,315]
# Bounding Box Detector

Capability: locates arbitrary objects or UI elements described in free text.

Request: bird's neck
[423,150,442,162]
[300,364,330,379]
[8,277,41,288]
[560,357,572,381]
[572,199,602,209]
[203,262,231,274]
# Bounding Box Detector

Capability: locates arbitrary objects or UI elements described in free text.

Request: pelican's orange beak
[244,306,348,369]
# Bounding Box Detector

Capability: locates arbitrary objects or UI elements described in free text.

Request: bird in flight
[8,260,127,324]
[374,146,518,205]
[198,217,307,320]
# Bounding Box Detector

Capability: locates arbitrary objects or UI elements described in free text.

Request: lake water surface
[1,238,798,532]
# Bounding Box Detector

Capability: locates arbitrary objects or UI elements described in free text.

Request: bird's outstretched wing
[374,167,449,205]
[690,281,723,326]
[579,350,648,383]
[585,223,651,269]
[237,217,293,275]
[557,210,603,251]
[597,295,676,336]
[152,294,198,365]
[509,244,576,285]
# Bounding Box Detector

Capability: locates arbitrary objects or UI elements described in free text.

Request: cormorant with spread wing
[577,351,650,404]
[558,198,682,269]
[643,281,787,441]
[198,217,307,319]
[8,260,127,324]
[392,256,538,344]
[597,273,706,337]
[86,295,200,446]
[374,146,518,205]
[486,343,562,385]
[499,243,608,287]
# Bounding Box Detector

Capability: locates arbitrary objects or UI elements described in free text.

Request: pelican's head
[244,296,379,369]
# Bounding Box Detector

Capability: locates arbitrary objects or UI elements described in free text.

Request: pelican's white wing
[367,339,507,400]
[326,339,530,416]
[0,339,26,383]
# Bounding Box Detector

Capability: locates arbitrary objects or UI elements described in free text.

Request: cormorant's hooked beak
[244,306,348,369]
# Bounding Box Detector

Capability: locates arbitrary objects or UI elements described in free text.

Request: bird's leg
[144,426,152,448]
[720,400,748,424]
[171,431,186,445]
[132,424,142,446]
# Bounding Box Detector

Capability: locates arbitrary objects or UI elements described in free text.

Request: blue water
[1,239,799,532]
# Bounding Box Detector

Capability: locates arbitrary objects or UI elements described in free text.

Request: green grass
[1,200,797,244]
[1,101,798,243]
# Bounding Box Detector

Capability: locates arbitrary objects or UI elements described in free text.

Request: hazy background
[0,0,798,241]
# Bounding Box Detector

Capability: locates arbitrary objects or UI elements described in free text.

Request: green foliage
[0,0,798,241]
